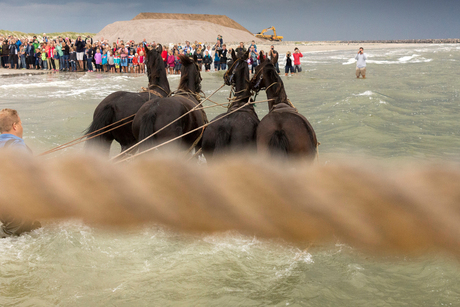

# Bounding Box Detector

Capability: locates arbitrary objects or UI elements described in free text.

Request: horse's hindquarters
[257,112,317,158]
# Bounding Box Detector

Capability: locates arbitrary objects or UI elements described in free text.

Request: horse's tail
[84,104,115,153]
[138,111,157,152]
[268,130,289,156]
[214,123,232,155]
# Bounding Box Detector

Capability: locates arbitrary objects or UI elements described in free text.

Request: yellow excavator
[255,27,283,41]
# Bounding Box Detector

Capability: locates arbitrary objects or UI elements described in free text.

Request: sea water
[1,44,460,306]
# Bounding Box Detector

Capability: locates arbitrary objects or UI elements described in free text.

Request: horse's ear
[156,44,163,54]
[193,52,198,63]
[243,49,249,61]
[144,46,150,58]
[259,51,265,64]
[231,49,237,61]
[179,54,191,65]
[271,53,278,65]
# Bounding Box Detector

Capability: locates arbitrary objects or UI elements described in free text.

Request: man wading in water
[0,108,41,237]
[355,47,367,79]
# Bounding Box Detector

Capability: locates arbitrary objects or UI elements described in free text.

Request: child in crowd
[167,50,174,74]
[132,53,139,73]
[174,50,181,75]
[94,48,102,72]
[41,49,48,70]
[107,51,114,73]
[114,51,120,73]
[128,50,134,73]
[101,50,108,72]
[195,48,203,71]
[139,51,144,74]
[53,49,59,71]
[35,48,41,70]
[70,47,77,72]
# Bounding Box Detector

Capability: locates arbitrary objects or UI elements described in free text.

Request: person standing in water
[355,47,367,79]
[0,108,40,237]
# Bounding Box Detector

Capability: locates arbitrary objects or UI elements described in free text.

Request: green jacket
[56,44,63,57]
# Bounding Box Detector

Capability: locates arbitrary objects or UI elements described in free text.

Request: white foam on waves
[342,54,432,65]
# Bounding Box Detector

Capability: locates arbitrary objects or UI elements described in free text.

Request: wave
[0,80,69,89]
[343,54,432,65]
[354,91,374,96]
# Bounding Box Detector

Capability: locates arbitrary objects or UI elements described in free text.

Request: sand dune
[96,19,264,46]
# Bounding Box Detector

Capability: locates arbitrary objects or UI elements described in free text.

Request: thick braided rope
[1,151,460,256]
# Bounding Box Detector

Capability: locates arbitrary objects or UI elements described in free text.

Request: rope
[115,96,255,163]
[110,84,226,161]
[38,116,135,156]
[2,151,460,256]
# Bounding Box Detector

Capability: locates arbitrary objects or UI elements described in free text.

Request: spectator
[284,51,294,76]
[268,45,280,74]
[213,49,220,71]
[94,48,102,72]
[203,50,212,72]
[86,44,94,72]
[235,42,246,58]
[167,50,175,74]
[219,44,228,71]
[292,47,303,73]
[75,36,85,71]
[195,47,203,71]
[355,47,367,79]
[249,45,258,74]
[62,41,70,71]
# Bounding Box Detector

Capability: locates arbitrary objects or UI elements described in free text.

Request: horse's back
[95,91,150,119]
[202,109,259,159]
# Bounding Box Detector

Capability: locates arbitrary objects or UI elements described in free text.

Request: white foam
[0,80,68,89]
[342,58,356,65]
[355,91,374,96]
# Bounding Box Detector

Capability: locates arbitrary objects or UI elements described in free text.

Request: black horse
[201,50,259,160]
[249,52,318,159]
[132,54,207,153]
[84,45,170,156]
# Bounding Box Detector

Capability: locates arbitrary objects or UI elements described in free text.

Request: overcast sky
[1,0,459,41]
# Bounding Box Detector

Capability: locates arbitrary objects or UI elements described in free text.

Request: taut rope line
[110,83,226,161]
[115,96,257,163]
[38,114,136,156]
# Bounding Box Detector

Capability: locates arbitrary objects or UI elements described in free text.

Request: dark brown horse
[249,52,318,160]
[85,45,170,155]
[132,54,207,153]
[201,50,259,160]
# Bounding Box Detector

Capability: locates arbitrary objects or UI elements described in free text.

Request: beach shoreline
[256,42,447,54]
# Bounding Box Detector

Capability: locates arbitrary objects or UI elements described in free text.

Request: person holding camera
[268,45,280,74]
[355,47,367,79]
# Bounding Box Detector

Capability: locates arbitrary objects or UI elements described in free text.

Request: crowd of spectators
[0,33,303,75]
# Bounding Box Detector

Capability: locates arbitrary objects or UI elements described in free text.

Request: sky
[1,0,459,41]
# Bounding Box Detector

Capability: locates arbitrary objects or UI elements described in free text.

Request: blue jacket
[15,39,22,51]
[0,134,29,152]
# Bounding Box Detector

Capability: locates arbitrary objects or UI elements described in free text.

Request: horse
[201,50,259,161]
[131,54,207,153]
[84,45,170,156]
[249,52,318,160]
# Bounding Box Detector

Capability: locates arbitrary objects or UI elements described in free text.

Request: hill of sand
[133,13,252,34]
[96,13,264,45]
